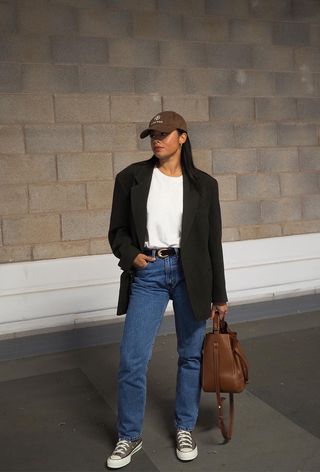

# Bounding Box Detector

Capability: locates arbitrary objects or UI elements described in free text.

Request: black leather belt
[143,247,179,259]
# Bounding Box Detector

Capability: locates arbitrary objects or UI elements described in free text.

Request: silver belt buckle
[157,248,169,258]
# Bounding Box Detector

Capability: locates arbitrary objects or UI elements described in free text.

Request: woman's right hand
[133,253,156,269]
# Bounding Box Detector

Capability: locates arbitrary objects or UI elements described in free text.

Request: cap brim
[140,129,151,139]
[139,125,180,139]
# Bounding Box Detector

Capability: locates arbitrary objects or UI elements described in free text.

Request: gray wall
[0,0,320,263]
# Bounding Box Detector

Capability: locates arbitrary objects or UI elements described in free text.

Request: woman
[106,111,228,469]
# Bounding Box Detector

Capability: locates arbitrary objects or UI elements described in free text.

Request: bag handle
[212,312,234,441]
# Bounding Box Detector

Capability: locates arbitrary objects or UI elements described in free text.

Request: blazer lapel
[130,158,155,250]
[130,156,200,250]
[181,173,200,247]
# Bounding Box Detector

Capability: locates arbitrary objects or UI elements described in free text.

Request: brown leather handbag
[202,312,249,441]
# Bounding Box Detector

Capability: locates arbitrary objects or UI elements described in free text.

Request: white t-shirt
[144,166,183,248]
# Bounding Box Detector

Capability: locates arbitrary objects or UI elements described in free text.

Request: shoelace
[113,440,131,456]
[177,430,193,450]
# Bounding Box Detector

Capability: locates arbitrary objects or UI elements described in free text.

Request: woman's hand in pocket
[133,253,156,270]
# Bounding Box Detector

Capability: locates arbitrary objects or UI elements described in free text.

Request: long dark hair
[178,130,202,195]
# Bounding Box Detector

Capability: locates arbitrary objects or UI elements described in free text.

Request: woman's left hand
[211,303,228,320]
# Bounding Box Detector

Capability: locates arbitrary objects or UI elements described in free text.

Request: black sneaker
[106,438,142,469]
[176,430,198,461]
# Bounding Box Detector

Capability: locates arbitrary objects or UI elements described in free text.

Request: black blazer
[108,155,228,321]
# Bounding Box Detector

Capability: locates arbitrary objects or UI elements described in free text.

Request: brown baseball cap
[140,111,187,139]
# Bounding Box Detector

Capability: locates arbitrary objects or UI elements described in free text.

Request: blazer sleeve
[108,174,140,271]
[208,179,228,304]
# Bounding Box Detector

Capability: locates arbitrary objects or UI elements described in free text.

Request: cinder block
[3,214,60,245]
[229,19,272,44]
[87,181,114,209]
[255,97,297,121]
[212,148,257,174]
[26,124,82,153]
[187,123,234,149]
[235,123,277,148]
[29,183,86,212]
[295,48,320,73]
[259,148,299,172]
[50,0,107,8]
[272,22,310,46]
[78,9,131,37]
[231,70,274,96]
[33,241,89,260]
[22,64,79,92]
[106,0,157,10]
[61,210,108,240]
[89,238,110,255]
[0,185,28,215]
[135,68,187,95]
[18,6,77,34]
[0,154,56,184]
[215,175,237,201]
[302,195,320,219]
[111,95,161,122]
[160,41,207,67]
[210,97,254,121]
[275,72,315,96]
[0,63,21,92]
[163,96,209,122]
[252,45,294,71]
[280,172,319,196]
[221,201,260,226]
[222,227,240,242]
[310,25,320,46]
[185,69,231,95]
[192,150,213,175]
[250,0,294,19]
[57,152,113,181]
[240,224,282,240]
[0,3,15,32]
[297,98,320,121]
[109,39,159,67]
[0,94,54,124]
[133,12,183,40]
[0,34,51,62]
[207,44,253,69]
[299,147,320,170]
[238,174,280,199]
[0,246,32,263]
[80,66,134,93]
[51,36,108,64]
[278,123,317,146]
[0,246,31,263]
[261,197,302,223]
[0,126,24,153]
[183,16,227,42]
[113,151,151,174]
[55,94,110,123]
[293,0,320,19]
[159,0,205,15]
[206,0,249,17]
[283,220,320,235]
[84,124,136,151]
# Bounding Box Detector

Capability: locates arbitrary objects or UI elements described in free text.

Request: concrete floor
[0,309,319,472]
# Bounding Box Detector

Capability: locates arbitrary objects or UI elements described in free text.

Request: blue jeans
[117,248,207,441]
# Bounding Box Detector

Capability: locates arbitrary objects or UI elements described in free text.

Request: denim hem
[118,435,142,442]
[176,425,194,432]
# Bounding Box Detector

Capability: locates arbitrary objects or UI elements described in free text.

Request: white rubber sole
[176,445,198,461]
[106,441,142,469]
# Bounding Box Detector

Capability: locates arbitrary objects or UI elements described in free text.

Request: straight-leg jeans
[117,249,207,441]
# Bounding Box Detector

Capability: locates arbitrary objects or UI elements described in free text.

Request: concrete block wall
[0,0,319,263]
